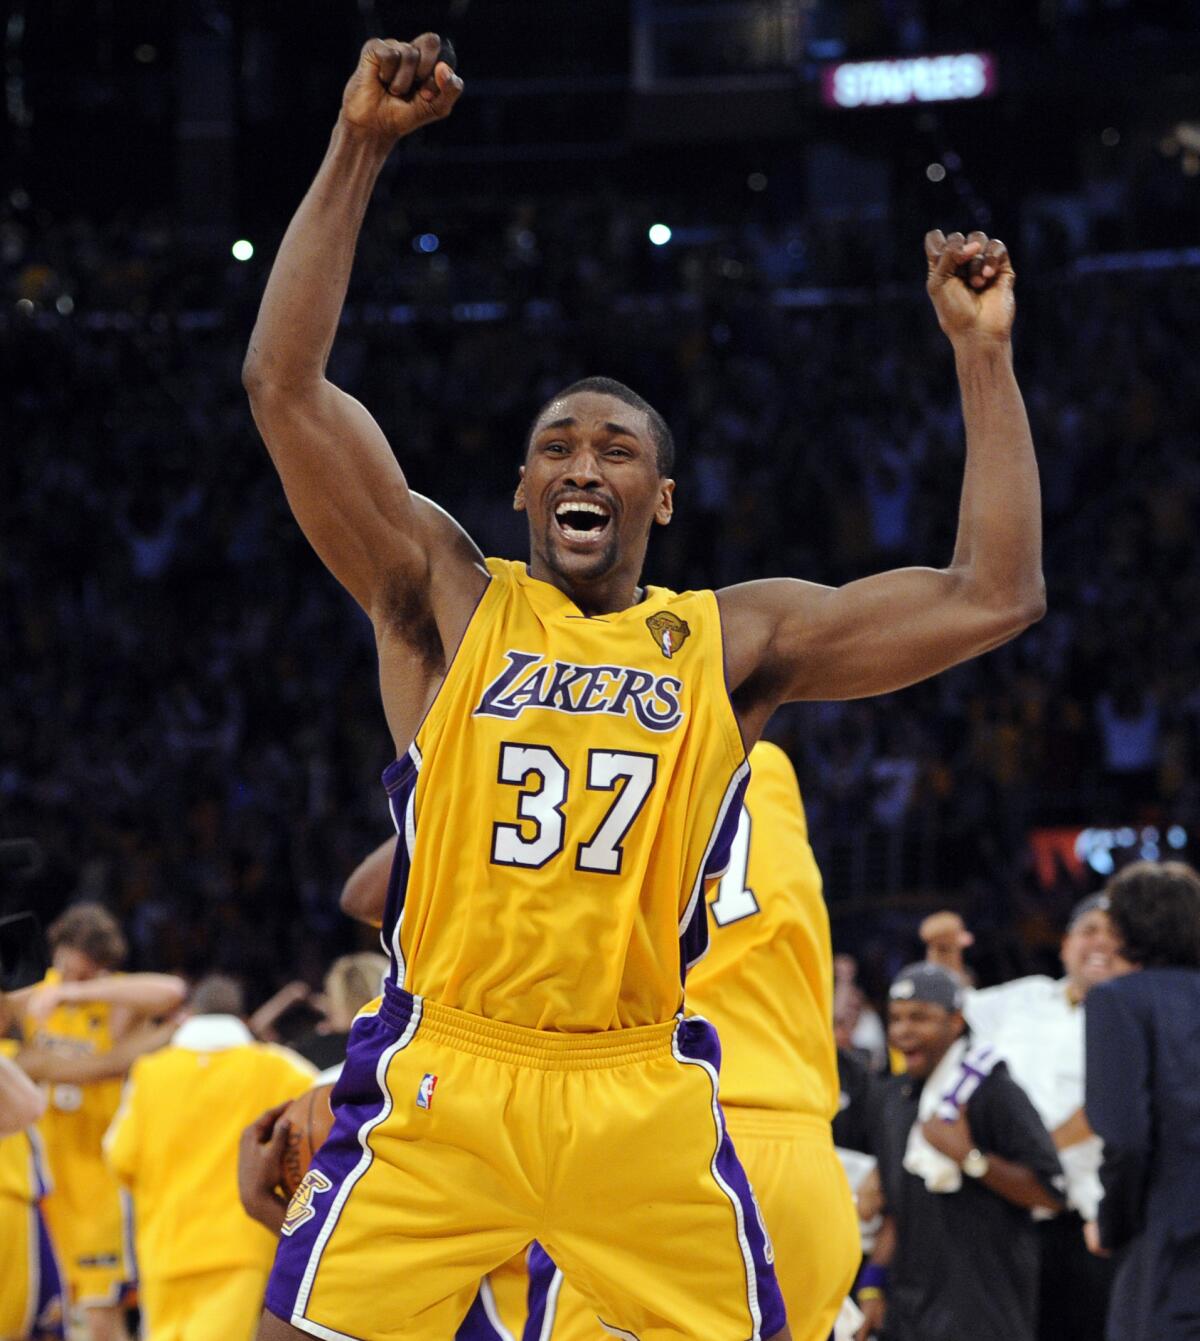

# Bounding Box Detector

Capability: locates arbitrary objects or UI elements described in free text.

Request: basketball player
[14,906,186,1341]
[1,1025,64,1341]
[1,995,173,1341]
[525,741,859,1341]
[243,33,1042,1341]
[341,743,860,1341]
[103,975,315,1341]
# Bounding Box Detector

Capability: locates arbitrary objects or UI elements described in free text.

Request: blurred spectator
[834,954,888,1071]
[922,900,1119,1341]
[252,952,389,1073]
[1084,861,1200,1341]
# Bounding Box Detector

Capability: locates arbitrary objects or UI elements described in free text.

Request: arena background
[4,0,1199,1009]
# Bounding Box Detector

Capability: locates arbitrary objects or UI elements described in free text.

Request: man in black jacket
[858,964,1064,1341]
[1085,860,1200,1341]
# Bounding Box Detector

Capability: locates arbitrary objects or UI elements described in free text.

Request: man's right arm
[0,1052,45,1137]
[242,36,485,628]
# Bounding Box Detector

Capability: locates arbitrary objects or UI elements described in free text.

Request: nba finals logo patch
[416,1074,438,1110]
[646,610,690,659]
[281,1169,332,1237]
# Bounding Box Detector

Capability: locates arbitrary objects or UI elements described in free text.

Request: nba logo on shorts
[416,1073,438,1110]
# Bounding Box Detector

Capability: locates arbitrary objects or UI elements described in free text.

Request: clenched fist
[925,229,1015,347]
[341,34,463,143]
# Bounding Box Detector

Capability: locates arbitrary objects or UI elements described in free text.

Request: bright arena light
[415,233,440,254]
[231,239,254,262]
[648,223,672,247]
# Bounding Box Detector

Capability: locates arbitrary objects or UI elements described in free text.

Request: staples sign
[822,52,995,109]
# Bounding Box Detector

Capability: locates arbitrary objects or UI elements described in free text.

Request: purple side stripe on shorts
[35,1207,66,1340]
[457,1279,517,1341]
[672,1016,787,1341]
[265,985,421,1329]
[523,1243,561,1341]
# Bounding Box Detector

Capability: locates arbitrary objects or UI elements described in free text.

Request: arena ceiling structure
[5,0,1200,286]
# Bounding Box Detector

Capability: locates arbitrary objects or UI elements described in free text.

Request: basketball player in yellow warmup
[15,906,186,1341]
[526,741,858,1341]
[1,1033,63,1341]
[244,32,1041,1341]
[104,976,315,1341]
[1,1014,177,1341]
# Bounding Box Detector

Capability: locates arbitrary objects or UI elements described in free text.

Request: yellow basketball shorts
[526,1110,859,1341]
[138,1266,268,1341]
[265,986,785,1341]
[456,1252,530,1341]
[40,1157,129,1308]
[0,1197,66,1339]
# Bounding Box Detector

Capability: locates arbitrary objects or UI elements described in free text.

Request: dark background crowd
[3,0,1200,1008]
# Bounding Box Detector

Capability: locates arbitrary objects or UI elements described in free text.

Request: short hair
[188,974,246,1018]
[527,376,675,476]
[1106,861,1200,968]
[323,953,388,1023]
[47,903,127,971]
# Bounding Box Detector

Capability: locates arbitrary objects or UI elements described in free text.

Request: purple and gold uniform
[0,1042,65,1340]
[22,972,130,1310]
[267,559,784,1341]
[104,1016,315,1341]
[529,743,859,1341]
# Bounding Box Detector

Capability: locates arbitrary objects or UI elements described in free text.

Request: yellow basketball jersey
[0,1041,50,1205]
[104,1029,315,1280]
[685,741,839,1118]
[23,971,124,1170]
[382,558,747,1031]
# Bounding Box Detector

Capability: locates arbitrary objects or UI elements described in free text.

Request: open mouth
[553,499,613,545]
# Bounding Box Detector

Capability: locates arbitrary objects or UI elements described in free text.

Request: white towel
[833,1296,865,1341]
[903,1038,1000,1193]
[1058,1135,1104,1220]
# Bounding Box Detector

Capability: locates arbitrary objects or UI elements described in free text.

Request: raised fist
[341,34,463,143]
[925,230,1015,346]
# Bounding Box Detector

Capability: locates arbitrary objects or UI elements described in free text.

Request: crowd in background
[4,201,1200,1004]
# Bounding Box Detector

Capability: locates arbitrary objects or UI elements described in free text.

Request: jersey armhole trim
[709,588,751,771]
[382,562,506,790]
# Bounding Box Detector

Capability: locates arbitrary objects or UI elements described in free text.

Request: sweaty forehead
[532,392,653,443]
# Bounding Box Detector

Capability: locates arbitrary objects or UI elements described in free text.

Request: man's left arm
[340,837,395,928]
[924,1072,1065,1213]
[720,232,1043,741]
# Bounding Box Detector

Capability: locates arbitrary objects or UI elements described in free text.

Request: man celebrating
[860,965,1064,1341]
[15,906,185,1341]
[243,32,1043,1341]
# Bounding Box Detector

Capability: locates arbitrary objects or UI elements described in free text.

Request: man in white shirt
[921,894,1118,1341]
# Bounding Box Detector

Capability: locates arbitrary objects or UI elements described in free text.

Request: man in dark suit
[1085,860,1200,1341]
